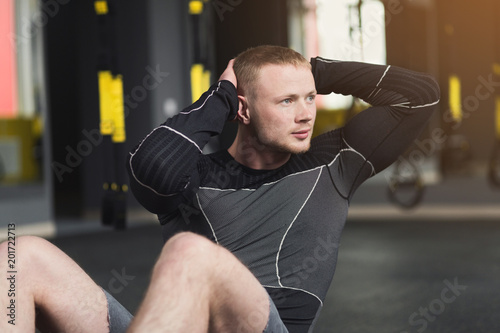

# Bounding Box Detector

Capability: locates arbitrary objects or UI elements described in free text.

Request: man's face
[246,64,317,155]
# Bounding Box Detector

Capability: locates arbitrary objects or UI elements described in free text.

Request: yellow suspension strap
[189,0,211,102]
[494,63,500,141]
[448,74,462,124]
[95,0,128,229]
[441,22,471,174]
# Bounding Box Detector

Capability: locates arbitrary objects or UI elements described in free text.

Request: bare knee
[153,232,218,275]
[0,236,59,302]
[0,236,52,267]
[163,232,216,256]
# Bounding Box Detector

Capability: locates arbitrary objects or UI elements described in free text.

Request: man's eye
[307,95,316,102]
[282,99,292,104]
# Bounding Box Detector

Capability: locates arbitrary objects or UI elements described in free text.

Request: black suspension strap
[488,0,500,188]
[95,0,127,229]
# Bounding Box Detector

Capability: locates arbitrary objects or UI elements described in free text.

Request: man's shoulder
[300,128,342,160]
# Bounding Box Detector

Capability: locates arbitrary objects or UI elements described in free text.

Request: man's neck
[227,134,291,170]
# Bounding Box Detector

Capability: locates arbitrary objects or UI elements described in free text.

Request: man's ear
[236,95,251,125]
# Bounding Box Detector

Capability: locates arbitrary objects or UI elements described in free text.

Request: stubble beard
[255,131,311,155]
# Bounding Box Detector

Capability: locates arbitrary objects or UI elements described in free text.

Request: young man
[126,45,440,332]
[0,45,439,333]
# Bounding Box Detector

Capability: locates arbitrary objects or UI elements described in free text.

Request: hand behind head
[219,59,238,88]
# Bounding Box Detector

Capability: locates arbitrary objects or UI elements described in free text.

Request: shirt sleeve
[311,57,440,199]
[126,80,238,214]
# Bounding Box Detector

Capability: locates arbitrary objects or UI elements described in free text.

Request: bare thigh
[129,232,271,333]
[0,236,109,333]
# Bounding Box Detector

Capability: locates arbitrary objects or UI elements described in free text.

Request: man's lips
[292,129,310,139]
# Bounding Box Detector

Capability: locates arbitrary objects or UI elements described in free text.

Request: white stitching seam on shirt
[391,99,440,109]
[199,165,326,192]
[198,146,374,193]
[367,65,391,99]
[196,193,219,244]
[263,284,324,307]
[180,82,222,115]
[274,168,323,305]
[128,126,202,196]
[341,137,375,176]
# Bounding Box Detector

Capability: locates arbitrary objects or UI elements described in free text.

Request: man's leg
[0,236,110,332]
[128,232,271,333]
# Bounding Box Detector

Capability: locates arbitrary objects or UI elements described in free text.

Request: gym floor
[50,175,500,332]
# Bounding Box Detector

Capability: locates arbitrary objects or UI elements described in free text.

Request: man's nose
[296,102,314,122]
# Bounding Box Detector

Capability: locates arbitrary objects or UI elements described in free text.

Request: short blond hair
[233,45,310,97]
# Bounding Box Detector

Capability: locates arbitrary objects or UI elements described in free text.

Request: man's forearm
[163,80,238,147]
[311,57,440,109]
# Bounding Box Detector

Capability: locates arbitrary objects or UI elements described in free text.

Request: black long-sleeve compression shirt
[127,58,440,333]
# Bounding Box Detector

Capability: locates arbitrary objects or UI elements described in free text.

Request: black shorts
[264,294,289,333]
[103,289,133,333]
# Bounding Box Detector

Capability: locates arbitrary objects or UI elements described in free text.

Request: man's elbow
[423,73,441,105]
[127,178,179,215]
